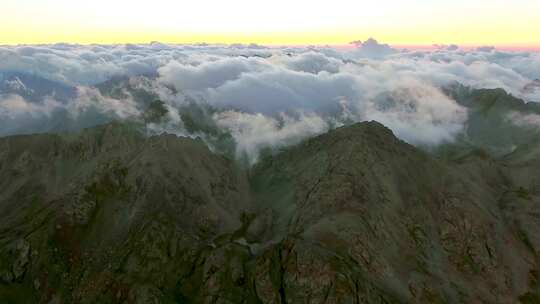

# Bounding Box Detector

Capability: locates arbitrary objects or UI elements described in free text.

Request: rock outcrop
[0,121,539,303]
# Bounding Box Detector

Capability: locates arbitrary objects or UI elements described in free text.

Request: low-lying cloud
[214,111,329,163]
[507,111,540,128]
[1,41,539,162]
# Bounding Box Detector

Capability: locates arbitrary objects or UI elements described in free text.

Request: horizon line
[1,41,540,52]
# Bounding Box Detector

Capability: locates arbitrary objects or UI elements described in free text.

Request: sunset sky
[2,0,540,47]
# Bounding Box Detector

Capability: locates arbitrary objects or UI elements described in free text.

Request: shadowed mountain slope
[0,121,539,303]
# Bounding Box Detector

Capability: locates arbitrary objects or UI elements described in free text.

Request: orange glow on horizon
[1,0,539,49]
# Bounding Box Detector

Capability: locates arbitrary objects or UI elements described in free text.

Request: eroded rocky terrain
[0,116,540,303]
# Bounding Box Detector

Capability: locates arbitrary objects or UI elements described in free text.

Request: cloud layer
[1,42,540,162]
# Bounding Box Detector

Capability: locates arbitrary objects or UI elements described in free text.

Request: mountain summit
[0,121,539,303]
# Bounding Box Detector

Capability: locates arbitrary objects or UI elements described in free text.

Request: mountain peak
[1,121,540,303]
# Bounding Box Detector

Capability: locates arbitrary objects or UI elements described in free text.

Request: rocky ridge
[0,120,539,303]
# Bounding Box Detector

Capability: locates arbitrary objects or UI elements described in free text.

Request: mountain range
[2,73,540,303]
[1,115,540,303]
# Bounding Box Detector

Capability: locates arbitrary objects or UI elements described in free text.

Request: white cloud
[0,94,64,136]
[158,57,269,91]
[68,86,141,119]
[348,38,398,59]
[362,82,468,145]
[213,111,329,164]
[1,41,540,162]
[507,111,540,128]
[0,94,60,119]
[279,51,342,74]
[205,69,357,115]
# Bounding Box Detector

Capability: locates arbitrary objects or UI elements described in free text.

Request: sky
[2,0,540,47]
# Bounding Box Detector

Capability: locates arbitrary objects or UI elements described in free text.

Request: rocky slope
[0,121,539,303]
[439,85,540,159]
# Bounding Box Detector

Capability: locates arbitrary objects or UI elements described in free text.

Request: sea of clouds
[1,39,539,162]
